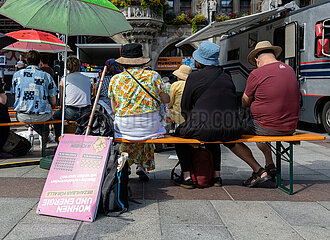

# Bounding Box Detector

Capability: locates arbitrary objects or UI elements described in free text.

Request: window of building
[180,0,191,14]
[168,0,174,14]
[240,0,250,14]
[221,0,233,14]
[299,0,311,8]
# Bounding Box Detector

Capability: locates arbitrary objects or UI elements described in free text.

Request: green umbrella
[0,0,132,135]
[0,0,131,36]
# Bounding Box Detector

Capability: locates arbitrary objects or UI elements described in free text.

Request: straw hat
[247,41,282,66]
[116,43,150,66]
[173,65,192,80]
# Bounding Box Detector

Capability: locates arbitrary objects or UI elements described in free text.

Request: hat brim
[115,57,150,66]
[173,69,188,80]
[247,46,282,66]
[193,50,220,66]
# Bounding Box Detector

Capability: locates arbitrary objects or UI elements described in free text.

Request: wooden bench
[0,120,76,158]
[114,132,325,195]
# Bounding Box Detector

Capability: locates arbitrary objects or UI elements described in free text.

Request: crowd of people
[0,39,300,189]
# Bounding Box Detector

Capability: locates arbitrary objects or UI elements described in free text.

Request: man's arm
[0,93,7,105]
[49,96,56,108]
[59,80,64,107]
[242,93,253,108]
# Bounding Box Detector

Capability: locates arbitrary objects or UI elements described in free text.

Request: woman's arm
[160,92,170,104]
[111,98,117,113]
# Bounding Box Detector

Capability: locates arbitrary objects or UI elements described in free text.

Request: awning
[76,43,122,65]
[175,2,299,47]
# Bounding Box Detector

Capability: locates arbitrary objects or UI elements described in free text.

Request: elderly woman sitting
[108,43,170,181]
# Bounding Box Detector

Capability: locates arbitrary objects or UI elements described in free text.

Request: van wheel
[321,102,330,134]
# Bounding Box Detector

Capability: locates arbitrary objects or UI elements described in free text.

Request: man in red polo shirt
[228,41,300,187]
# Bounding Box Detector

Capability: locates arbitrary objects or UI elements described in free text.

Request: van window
[227,48,240,61]
[315,20,330,58]
[299,24,305,51]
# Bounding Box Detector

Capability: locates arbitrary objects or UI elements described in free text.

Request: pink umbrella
[4,29,71,53]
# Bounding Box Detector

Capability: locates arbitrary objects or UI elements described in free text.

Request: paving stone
[76,200,161,240]
[284,182,330,202]
[144,180,231,200]
[0,166,36,177]
[21,166,50,178]
[0,198,38,239]
[267,201,330,227]
[22,205,80,224]
[294,226,330,240]
[161,224,233,240]
[212,200,303,240]
[0,177,45,198]
[223,182,288,201]
[4,223,80,240]
[159,200,223,225]
[319,201,330,211]
[281,174,330,181]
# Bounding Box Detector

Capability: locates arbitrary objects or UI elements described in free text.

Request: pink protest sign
[37,134,112,222]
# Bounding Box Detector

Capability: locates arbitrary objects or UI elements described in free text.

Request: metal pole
[61,0,71,136]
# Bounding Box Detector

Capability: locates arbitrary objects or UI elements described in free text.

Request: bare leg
[213,171,220,178]
[229,143,267,178]
[183,171,191,180]
[256,142,273,166]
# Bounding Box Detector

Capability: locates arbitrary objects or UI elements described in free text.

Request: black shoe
[212,177,223,187]
[174,177,195,189]
[265,163,277,178]
[242,168,272,187]
[136,166,149,182]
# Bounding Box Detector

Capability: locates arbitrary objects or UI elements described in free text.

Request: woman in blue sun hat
[174,41,242,189]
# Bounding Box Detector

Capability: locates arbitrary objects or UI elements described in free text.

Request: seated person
[109,43,170,181]
[53,56,91,140]
[11,50,58,140]
[228,41,300,187]
[174,41,242,189]
[168,65,192,125]
[96,58,122,120]
[40,54,55,79]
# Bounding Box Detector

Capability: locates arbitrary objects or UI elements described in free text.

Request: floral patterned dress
[108,67,166,171]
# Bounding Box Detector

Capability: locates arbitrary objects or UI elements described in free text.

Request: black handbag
[75,105,114,137]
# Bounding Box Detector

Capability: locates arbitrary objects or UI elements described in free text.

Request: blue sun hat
[192,41,220,66]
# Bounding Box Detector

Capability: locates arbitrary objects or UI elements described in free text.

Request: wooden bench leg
[275,141,294,195]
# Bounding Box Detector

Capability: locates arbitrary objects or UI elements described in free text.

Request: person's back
[180,65,241,141]
[246,62,299,131]
[65,72,91,108]
[12,67,56,114]
[169,80,185,124]
[169,65,192,125]
[40,54,55,79]
[110,68,165,117]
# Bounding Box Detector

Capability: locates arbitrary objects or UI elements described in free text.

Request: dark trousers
[175,143,221,172]
[53,106,90,140]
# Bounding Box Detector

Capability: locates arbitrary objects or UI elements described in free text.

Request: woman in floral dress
[108,43,170,181]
